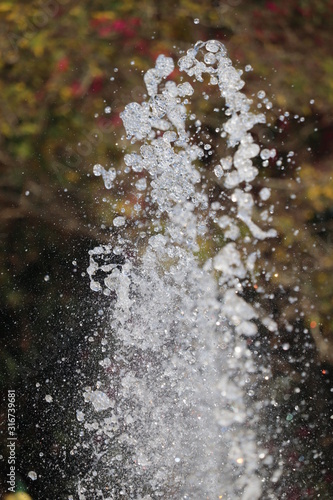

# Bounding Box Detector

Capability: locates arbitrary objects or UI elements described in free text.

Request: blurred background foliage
[0,0,333,498]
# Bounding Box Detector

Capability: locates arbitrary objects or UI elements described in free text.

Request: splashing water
[81,40,278,499]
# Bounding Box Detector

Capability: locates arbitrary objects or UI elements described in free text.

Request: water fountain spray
[81,40,278,499]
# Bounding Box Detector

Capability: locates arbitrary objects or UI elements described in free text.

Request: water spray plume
[81,40,278,499]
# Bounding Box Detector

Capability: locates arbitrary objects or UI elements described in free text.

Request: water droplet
[76,410,85,422]
[135,178,147,191]
[214,165,223,179]
[28,471,37,480]
[93,163,103,176]
[113,216,126,227]
[259,187,271,201]
[206,40,220,53]
[260,148,275,160]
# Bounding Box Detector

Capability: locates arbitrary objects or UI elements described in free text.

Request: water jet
[80,40,278,499]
